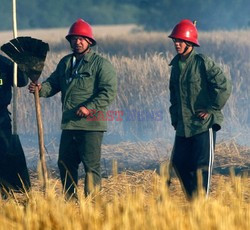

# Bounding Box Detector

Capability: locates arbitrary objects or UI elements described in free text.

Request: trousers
[58,130,104,197]
[0,109,30,192]
[171,128,216,199]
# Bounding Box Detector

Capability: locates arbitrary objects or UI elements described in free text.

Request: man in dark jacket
[168,19,231,199]
[0,53,29,196]
[28,19,117,199]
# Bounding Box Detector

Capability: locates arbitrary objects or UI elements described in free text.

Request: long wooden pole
[12,0,18,135]
[12,0,47,192]
[34,85,48,192]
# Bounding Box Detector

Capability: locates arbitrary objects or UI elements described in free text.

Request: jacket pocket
[192,112,212,127]
[189,75,201,91]
[78,71,91,78]
[76,71,95,90]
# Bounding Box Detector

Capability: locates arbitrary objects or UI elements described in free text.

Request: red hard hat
[168,19,200,46]
[66,19,96,46]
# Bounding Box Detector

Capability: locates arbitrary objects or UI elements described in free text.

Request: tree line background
[0,0,249,31]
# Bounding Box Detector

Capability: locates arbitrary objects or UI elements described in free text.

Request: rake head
[1,36,49,82]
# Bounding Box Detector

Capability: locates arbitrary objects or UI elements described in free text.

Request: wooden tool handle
[34,85,48,191]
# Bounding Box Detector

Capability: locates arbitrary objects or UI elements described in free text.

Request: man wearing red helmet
[29,19,117,199]
[168,19,231,199]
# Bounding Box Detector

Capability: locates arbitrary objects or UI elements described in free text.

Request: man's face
[70,36,90,54]
[172,38,188,54]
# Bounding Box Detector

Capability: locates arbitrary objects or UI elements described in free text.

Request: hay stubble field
[0,25,249,229]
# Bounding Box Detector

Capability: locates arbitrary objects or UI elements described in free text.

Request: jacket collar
[82,49,94,63]
[169,49,196,66]
[72,49,94,63]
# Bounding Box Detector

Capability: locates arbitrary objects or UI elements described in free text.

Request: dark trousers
[0,126,11,155]
[0,113,11,192]
[0,109,11,155]
[58,130,104,197]
[0,113,31,194]
[0,126,12,184]
[171,129,216,199]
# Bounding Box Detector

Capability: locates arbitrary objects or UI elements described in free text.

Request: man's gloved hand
[1,36,49,82]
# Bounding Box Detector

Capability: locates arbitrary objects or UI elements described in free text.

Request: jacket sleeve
[83,59,117,111]
[39,64,62,98]
[204,57,232,111]
[169,71,178,129]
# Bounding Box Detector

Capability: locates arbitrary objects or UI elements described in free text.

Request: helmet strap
[79,43,90,55]
[181,42,193,55]
[71,39,91,57]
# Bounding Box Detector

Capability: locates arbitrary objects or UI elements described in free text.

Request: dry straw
[0,26,249,229]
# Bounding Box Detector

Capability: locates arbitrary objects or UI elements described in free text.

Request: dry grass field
[0,170,249,230]
[0,25,249,229]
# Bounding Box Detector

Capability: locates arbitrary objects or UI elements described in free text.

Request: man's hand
[196,110,209,120]
[76,106,90,117]
[28,82,41,93]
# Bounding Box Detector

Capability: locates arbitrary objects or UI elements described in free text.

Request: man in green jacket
[168,19,231,199]
[29,19,117,199]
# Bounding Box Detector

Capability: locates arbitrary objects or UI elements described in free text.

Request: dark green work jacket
[169,50,232,137]
[0,55,28,129]
[0,55,28,112]
[39,50,117,131]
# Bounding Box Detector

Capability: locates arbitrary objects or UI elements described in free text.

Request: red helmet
[168,19,200,46]
[66,19,96,46]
